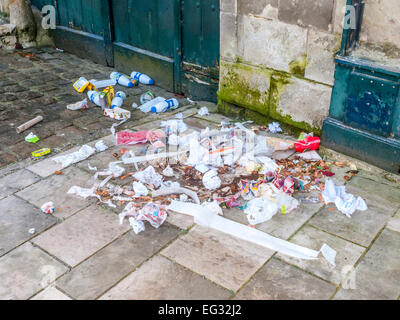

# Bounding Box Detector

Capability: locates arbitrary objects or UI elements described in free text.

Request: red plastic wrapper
[295,136,320,153]
[116,131,164,146]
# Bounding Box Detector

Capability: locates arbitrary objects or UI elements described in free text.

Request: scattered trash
[25,132,39,143]
[131,71,154,85]
[88,163,97,171]
[140,91,155,105]
[90,79,116,89]
[111,91,126,109]
[53,145,96,168]
[202,170,221,190]
[32,148,51,158]
[151,98,179,113]
[121,202,166,234]
[110,72,133,88]
[162,165,174,177]
[67,98,88,111]
[133,182,149,197]
[161,119,188,134]
[55,170,63,175]
[320,244,337,267]
[133,166,163,188]
[87,90,104,108]
[104,107,131,121]
[198,107,210,116]
[16,116,43,134]
[139,97,166,113]
[168,201,335,264]
[268,122,282,133]
[295,136,321,153]
[95,140,108,152]
[297,150,322,161]
[245,197,278,225]
[28,228,36,234]
[41,202,55,214]
[132,102,138,109]
[73,77,90,93]
[116,130,164,146]
[152,184,200,204]
[321,179,368,218]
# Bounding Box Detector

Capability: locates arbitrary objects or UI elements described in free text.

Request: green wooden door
[31,0,220,101]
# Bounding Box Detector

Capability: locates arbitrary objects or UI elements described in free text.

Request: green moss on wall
[218,61,272,116]
[218,60,324,135]
[289,54,307,76]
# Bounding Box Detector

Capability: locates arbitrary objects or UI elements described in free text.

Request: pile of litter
[62,115,368,267]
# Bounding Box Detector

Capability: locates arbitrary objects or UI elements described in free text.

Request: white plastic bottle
[130,71,154,85]
[150,98,179,113]
[111,91,126,109]
[139,96,166,113]
[87,90,102,107]
[110,72,133,88]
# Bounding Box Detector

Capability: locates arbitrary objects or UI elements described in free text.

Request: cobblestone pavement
[1,48,400,300]
[0,47,193,169]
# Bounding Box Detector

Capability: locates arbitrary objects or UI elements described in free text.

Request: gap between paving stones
[329,225,388,300]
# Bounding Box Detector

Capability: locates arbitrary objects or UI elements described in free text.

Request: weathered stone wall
[219,0,346,132]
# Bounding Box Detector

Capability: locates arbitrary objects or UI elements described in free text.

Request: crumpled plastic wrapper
[41,202,55,214]
[134,166,163,188]
[53,145,96,169]
[95,140,108,152]
[322,179,368,218]
[133,181,149,197]
[120,202,167,234]
[197,106,209,116]
[202,170,221,190]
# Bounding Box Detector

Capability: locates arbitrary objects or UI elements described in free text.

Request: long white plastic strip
[168,201,332,262]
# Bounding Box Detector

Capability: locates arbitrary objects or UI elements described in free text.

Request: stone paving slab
[235,258,336,300]
[57,223,180,300]
[309,193,396,247]
[0,195,56,257]
[334,229,400,300]
[161,225,275,292]
[347,176,400,208]
[277,225,365,285]
[99,255,231,300]
[0,242,68,300]
[32,205,130,267]
[16,166,94,220]
[30,286,72,300]
[387,210,400,233]
[0,169,40,199]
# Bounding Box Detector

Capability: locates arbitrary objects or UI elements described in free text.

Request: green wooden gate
[32,0,220,101]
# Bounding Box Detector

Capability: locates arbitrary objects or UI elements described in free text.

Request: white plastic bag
[322,179,368,218]
[133,181,149,197]
[202,170,221,190]
[245,198,279,225]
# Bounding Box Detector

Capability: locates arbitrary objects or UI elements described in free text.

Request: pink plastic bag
[116,131,164,146]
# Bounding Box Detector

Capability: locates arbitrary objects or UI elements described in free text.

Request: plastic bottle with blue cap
[111,91,126,109]
[151,98,179,113]
[110,72,133,88]
[130,71,154,85]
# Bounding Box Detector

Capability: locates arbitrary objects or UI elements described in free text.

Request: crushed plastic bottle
[140,91,155,104]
